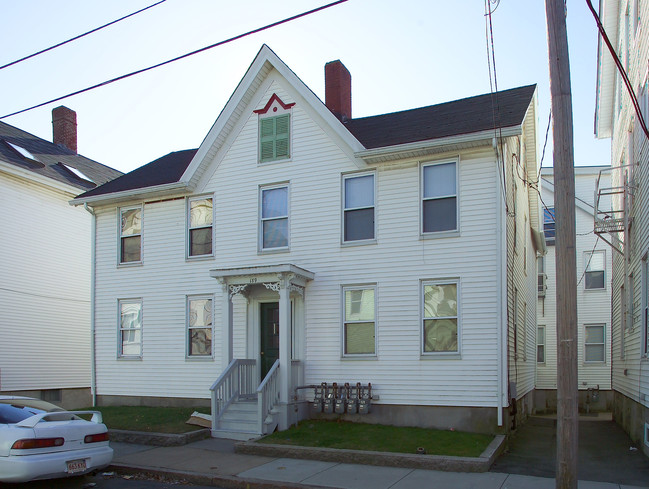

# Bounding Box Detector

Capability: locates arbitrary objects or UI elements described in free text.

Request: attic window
[60,162,95,184]
[254,94,295,164]
[4,140,41,164]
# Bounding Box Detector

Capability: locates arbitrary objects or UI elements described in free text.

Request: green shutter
[259,114,290,162]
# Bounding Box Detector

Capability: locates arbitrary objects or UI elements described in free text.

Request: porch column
[218,279,232,366]
[278,273,292,430]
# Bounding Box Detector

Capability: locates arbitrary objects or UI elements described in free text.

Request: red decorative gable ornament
[253,93,295,114]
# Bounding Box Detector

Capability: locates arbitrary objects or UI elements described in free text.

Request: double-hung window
[421,160,458,234]
[544,207,555,245]
[584,324,605,363]
[343,173,375,242]
[537,325,545,363]
[119,300,142,357]
[188,197,213,257]
[259,114,290,163]
[422,280,459,354]
[187,296,213,357]
[342,286,376,356]
[119,206,142,263]
[260,185,289,250]
[585,250,606,290]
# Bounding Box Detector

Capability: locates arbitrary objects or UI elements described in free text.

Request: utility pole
[545,1,579,488]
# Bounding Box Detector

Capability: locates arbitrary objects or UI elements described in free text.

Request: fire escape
[593,166,633,256]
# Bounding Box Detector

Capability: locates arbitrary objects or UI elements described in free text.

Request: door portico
[210,264,314,429]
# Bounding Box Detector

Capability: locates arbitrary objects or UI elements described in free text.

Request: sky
[0,0,611,174]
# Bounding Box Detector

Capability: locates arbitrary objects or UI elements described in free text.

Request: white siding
[0,172,91,391]
[536,169,612,391]
[93,73,536,412]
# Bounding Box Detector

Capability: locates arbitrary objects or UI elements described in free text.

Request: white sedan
[0,396,113,483]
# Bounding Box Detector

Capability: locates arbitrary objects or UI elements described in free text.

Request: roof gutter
[70,181,190,206]
[354,126,522,163]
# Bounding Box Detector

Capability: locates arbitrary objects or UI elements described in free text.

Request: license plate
[66,459,87,474]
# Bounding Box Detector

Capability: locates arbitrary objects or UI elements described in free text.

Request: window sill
[420,352,461,360]
[117,356,142,361]
[117,261,143,268]
[259,247,290,255]
[341,355,377,360]
[258,157,292,165]
[420,230,460,240]
[186,356,214,361]
[186,254,214,262]
[341,239,377,248]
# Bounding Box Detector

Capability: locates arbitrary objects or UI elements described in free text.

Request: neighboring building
[595,0,649,456]
[535,166,612,412]
[0,107,122,409]
[72,45,542,438]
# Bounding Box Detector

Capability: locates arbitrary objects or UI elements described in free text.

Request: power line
[1,0,349,120]
[0,0,167,71]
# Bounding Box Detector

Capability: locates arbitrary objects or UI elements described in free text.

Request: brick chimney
[52,106,77,153]
[325,60,351,121]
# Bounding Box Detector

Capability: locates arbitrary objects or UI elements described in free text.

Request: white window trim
[420,158,460,238]
[259,182,290,253]
[583,323,606,364]
[186,195,214,260]
[341,171,377,245]
[421,278,461,357]
[584,249,607,291]
[186,295,214,359]
[118,205,143,266]
[341,284,378,358]
[118,299,142,359]
[537,325,546,364]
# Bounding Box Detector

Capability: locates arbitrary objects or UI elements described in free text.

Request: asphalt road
[0,471,221,489]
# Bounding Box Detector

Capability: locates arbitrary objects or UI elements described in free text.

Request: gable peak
[253,93,296,115]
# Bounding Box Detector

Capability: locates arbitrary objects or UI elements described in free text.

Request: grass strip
[259,419,493,458]
[86,406,210,433]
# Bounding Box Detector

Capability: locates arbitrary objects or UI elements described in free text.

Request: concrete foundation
[612,390,649,458]
[533,389,614,415]
[0,387,91,410]
[308,403,502,435]
[96,394,210,408]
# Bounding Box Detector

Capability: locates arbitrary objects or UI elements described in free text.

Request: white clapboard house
[0,107,122,409]
[72,45,542,439]
[535,166,612,412]
[594,0,649,456]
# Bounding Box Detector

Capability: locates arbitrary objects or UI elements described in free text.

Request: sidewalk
[110,436,649,489]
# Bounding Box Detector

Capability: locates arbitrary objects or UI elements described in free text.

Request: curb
[234,434,506,473]
[109,428,211,446]
[109,464,332,489]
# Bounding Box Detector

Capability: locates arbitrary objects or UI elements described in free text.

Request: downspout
[495,137,505,427]
[83,203,97,406]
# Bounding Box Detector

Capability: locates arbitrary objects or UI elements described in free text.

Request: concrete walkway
[110,435,649,489]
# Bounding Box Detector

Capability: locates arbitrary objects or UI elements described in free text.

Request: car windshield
[0,398,66,424]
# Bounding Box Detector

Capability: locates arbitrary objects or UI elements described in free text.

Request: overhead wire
[0,0,167,71]
[0,0,349,119]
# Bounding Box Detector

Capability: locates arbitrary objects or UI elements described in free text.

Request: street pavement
[109,417,649,489]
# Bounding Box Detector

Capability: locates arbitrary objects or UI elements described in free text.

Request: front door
[260,302,280,380]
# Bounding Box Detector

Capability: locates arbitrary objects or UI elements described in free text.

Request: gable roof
[345,84,536,149]
[0,120,122,192]
[72,45,536,204]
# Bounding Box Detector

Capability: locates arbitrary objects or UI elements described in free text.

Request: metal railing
[210,359,256,429]
[256,359,280,434]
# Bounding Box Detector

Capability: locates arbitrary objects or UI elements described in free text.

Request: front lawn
[259,419,493,458]
[86,406,210,433]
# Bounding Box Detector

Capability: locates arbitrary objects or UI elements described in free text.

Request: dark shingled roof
[76,84,535,200]
[0,120,122,190]
[344,84,536,149]
[76,149,198,199]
